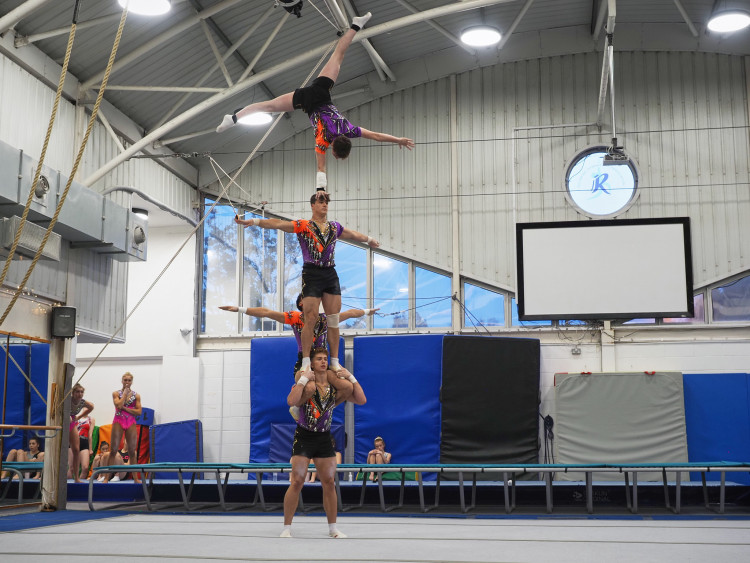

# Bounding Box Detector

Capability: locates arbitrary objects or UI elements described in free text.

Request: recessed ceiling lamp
[707,1,750,32]
[460,26,501,47]
[238,113,273,126]
[117,0,171,17]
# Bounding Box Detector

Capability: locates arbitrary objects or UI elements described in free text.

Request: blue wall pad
[150,420,203,479]
[683,373,750,484]
[250,337,345,463]
[29,344,49,429]
[0,345,30,451]
[353,335,443,475]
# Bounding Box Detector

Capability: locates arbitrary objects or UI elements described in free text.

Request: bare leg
[105,424,124,483]
[318,28,357,83]
[321,293,342,368]
[314,456,341,533]
[2,450,20,479]
[235,92,294,121]
[283,456,310,527]
[79,449,91,481]
[69,426,81,483]
[124,425,140,482]
[300,296,322,370]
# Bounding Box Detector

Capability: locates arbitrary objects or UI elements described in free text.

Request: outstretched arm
[234,215,295,233]
[219,306,286,323]
[339,308,379,322]
[340,227,380,248]
[359,128,415,150]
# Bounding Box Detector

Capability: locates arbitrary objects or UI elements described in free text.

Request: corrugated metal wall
[0,52,194,339]
[209,51,749,291]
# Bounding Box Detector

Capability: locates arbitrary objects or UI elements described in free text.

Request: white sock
[329,358,341,371]
[216,114,236,133]
[351,11,371,31]
[329,523,347,538]
[301,357,311,371]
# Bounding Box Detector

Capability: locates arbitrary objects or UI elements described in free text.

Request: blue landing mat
[0,510,122,532]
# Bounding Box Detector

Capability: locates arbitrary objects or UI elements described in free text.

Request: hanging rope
[66,39,339,399]
[0,0,81,290]
[0,6,129,329]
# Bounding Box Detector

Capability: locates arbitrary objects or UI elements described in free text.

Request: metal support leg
[662,468,670,510]
[545,472,553,513]
[720,471,726,514]
[624,472,631,511]
[701,472,709,509]
[632,471,639,513]
[675,471,681,514]
[417,472,426,513]
[458,471,466,513]
[586,472,593,514]
[503,471,510,514]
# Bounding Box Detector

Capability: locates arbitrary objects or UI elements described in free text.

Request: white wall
[75,225,198,427]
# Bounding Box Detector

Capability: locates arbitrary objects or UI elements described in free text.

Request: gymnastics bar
[86,462,750,514]
[0,461,43,504]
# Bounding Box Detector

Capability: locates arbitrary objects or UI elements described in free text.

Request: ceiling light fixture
[707,1,750,32]
[117,0,171,17]
[460,26,501,47]
[132,208,149,220]
[238,113,273,126]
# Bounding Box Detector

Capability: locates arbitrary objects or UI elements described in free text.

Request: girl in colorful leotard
[69,383,94,483]
[103,372,142,483]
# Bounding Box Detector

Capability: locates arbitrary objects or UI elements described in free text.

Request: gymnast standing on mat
[216,11,414,192]
[102,372,142,483]
[234,192,379,377]
[281,347,366,538]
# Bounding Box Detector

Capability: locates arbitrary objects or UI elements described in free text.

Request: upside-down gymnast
[216,11,415,192]
[234,191,379,376]
[282,347,366,538]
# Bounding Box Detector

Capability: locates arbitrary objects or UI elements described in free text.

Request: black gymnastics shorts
[301,264,341,298]
[292,76,334,114]
[292,427,336,459]
[79,437,89,450]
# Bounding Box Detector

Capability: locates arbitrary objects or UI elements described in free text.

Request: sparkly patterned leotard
[293,220,344,268]
[310,103,362,155]
[283,311,328,352]
[113,390,137,430]
[297,384,337,433]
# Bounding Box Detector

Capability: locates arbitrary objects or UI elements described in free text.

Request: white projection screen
[516,218,693,320]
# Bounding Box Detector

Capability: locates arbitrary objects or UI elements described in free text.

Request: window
[373,254,409,329]
[711,274,750,322]
[337,242,368,329]
[511,298,551,327]
[664,294,705,324]
[463,282,504,328]
[201,200,238,334]
[415,267,451,327]
[242,214,277,332]
[282,232,303,330]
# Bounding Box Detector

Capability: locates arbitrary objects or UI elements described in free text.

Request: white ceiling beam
[82,0,518,186]
[98,85,223,93]
[0,0,51,35]
[238,12,289,83]
[392,0,475,54]
[672,0,699,38]
[496,0,536,50]
[339,0,395,81]
[154,4,276,130]
[15,13,122,47]
[200,20,233,87]
[80,0,245,91]
[592,0,607,39]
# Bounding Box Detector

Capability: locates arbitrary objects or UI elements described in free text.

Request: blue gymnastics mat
[250,337,344,463]
[352,335,443,475]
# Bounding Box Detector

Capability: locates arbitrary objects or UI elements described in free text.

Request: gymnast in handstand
[216,11,415,191]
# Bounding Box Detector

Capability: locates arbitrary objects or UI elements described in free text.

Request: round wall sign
[564,146,639,218]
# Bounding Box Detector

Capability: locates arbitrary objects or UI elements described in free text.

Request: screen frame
[516,217,694,321]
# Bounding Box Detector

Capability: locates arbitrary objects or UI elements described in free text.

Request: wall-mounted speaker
[51,306,76,338]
